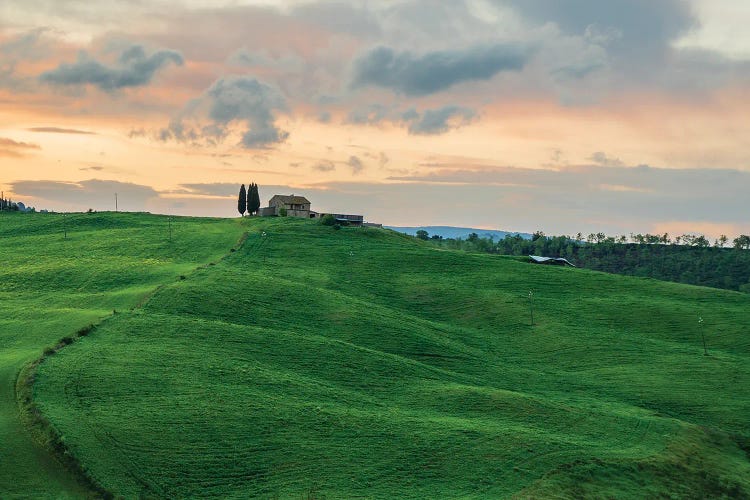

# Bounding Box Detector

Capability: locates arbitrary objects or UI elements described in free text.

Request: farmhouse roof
[529,255,577,267]
[270,194,310,205]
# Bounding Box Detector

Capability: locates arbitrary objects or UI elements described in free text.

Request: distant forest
[418,230,750,293]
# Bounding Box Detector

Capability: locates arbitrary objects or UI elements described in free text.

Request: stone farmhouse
[261,195,312,218]
[259,194,364,226]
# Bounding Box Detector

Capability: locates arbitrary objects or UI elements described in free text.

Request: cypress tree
[248,183,261,215]
[247,182,255,215]
[237,184,247,216]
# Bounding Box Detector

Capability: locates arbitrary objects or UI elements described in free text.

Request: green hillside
[0,212,244,498]
[4,213,750,498]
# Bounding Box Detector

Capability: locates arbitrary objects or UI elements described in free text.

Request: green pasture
[22,216,750,498]
[0,212,243,498]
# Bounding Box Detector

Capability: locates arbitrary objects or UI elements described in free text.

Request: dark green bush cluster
[320,214,336,226]
[77,324,95,337]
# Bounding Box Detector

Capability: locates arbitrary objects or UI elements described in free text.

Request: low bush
[77,324,95,337]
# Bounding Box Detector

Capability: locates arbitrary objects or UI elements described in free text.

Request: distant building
[313,212,364,226]
[259,194,364,225]
[529,255,576,267]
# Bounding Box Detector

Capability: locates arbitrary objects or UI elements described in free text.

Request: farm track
[1,363,91,498]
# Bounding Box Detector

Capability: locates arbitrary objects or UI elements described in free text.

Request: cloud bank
[351,43,529,96]
[161,76,288,149]
[40,45,183,91]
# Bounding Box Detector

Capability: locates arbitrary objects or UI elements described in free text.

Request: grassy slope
[30,216,750,498]
[0,212,243,498]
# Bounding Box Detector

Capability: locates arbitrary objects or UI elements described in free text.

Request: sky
[1,0,749,238]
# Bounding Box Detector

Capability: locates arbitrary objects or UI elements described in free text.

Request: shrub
[43,347,55,357]
[279,207,288,217]
[320,214,336,226]
[77,324,95,337]
[333,224,341,231]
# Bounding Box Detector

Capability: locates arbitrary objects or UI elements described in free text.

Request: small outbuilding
[529,255,576,267]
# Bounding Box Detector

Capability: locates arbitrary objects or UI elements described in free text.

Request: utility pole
[528,290,534,326]
[699,317,707,356]
[115,193,118,212]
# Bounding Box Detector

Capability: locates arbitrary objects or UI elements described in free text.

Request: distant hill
[386,225,532,240]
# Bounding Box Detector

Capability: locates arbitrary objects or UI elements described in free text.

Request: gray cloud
[588,151,624,167]
[0,28,51,90]
[177,183,239,197]
[507,0,694,49]
[0,137,41,157]
[313,161,336,172]
[347,155,364,175]
[228,48,306,73]
[0,137,40,149]
[346,104,393,125]
[161,76,288,149]
[404,106,476,135]
[10,179,159,211]
[290,2,381,38]
[503,0,697,81]
[29,127,96,135]
[1,27,50,59]
[351,43,529,96]
[39,44,183,91]
[347,104,477,135]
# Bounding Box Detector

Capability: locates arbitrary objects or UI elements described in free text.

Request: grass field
[3,213,749,498]
[0,212,244,498]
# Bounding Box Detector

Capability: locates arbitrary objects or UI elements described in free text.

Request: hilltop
[2,212,749,498]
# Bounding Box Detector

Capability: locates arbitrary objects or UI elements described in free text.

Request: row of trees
[0,195,20,211]
[566,231,750,250]
[420,230,750,293]
[237,183,261,216]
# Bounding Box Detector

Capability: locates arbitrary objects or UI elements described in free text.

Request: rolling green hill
[0,212,244,498]
[3,213,750,498]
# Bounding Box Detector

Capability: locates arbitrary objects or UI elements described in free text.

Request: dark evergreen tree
[237,184,247,216]
[248,183,261,215]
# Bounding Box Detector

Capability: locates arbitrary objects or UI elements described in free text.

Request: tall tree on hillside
[248,183,261,215]
[237,184,247,216]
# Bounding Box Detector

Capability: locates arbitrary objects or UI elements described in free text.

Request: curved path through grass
[0,212,244,498]
[1,360,90,497]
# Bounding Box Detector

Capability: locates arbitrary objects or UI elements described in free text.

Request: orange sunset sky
[1,0,749,238]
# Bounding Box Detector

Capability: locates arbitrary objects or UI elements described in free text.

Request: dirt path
[0,358,91,498]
